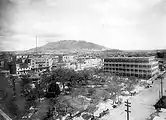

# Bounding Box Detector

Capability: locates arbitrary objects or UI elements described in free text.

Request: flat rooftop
[104,56,156,59]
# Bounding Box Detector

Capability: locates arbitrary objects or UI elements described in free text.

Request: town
[1,0,166,120]
[0,47,166,120]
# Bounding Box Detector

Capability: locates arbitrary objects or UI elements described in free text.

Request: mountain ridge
[26,40,108,54]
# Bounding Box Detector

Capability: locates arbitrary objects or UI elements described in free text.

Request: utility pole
[125,99,131,120]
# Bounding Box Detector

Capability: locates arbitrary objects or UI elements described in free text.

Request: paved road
[101,74,166,120]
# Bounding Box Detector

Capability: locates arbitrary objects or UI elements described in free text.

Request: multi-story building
[104,56,159,79]
[16,55,31,75]
[30,56,53,72]
[0,52,16,74]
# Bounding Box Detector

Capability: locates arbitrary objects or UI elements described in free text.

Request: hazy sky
[0,0,166,51]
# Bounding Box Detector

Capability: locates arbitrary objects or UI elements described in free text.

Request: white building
[62,55,76,63]
[16,55,31,75]
[104,56,159,79]
[16,64,31,75]
[30,57,53,72]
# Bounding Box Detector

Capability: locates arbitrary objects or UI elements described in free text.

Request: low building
[104,56,159,79]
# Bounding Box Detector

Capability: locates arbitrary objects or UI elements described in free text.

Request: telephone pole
[125,99,131,120]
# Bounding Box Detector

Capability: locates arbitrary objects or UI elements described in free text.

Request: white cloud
[45,0,57,6]
[1,0,166,50]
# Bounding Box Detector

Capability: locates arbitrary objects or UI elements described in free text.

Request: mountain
[26,40,107,54]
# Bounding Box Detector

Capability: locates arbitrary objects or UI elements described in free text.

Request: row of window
[104,64,158,68]
[105,72,152,78]
[104,59,151,63]
[104,70,151,75]
[31,64,49,68]
[104,68,153,72]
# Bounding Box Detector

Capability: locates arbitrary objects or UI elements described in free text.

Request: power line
[125,100,131,120]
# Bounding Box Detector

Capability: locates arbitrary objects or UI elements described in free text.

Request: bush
[87,88,96,96]
[82,114,93,120]
[6,99,20,117]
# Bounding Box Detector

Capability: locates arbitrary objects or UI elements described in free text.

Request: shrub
[82,114,93,120]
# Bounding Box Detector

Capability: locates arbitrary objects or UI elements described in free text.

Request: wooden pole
[125,100,131,120]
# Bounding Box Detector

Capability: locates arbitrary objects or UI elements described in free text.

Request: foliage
[45,82,61,98]
[20,75,32,88]
[6,98,20,118]
[82,113,93,120]
[71,87,88,98]
[30,99,51,120]
[54,96,71,118]
[87,88,96,97]
[40,68,92,95]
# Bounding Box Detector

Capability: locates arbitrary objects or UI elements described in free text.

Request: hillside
[26,40,107,54]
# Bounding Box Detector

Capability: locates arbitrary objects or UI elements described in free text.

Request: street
[101,74,166,120]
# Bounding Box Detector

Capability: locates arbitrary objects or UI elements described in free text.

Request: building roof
[104,56,155,59]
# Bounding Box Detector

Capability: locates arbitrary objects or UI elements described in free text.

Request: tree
[6,97,20,118]
[20,75,32,88]
[45,68,90,92]
[30,99,51,120]
[45,82,61,98]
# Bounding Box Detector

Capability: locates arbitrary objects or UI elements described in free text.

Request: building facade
[16,55,31,75]
[104,56,159,79]
[62,55,76,63]
[30,57,53,72]
[0,52,16,74]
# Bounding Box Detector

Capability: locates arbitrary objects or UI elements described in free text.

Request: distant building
[103,56,159,79]
[0,53,16,74]
[62,55,75,63]
[16,55,31,75]
[156,50,166,71]
[30,56,53,72]
[84,58,103,68]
